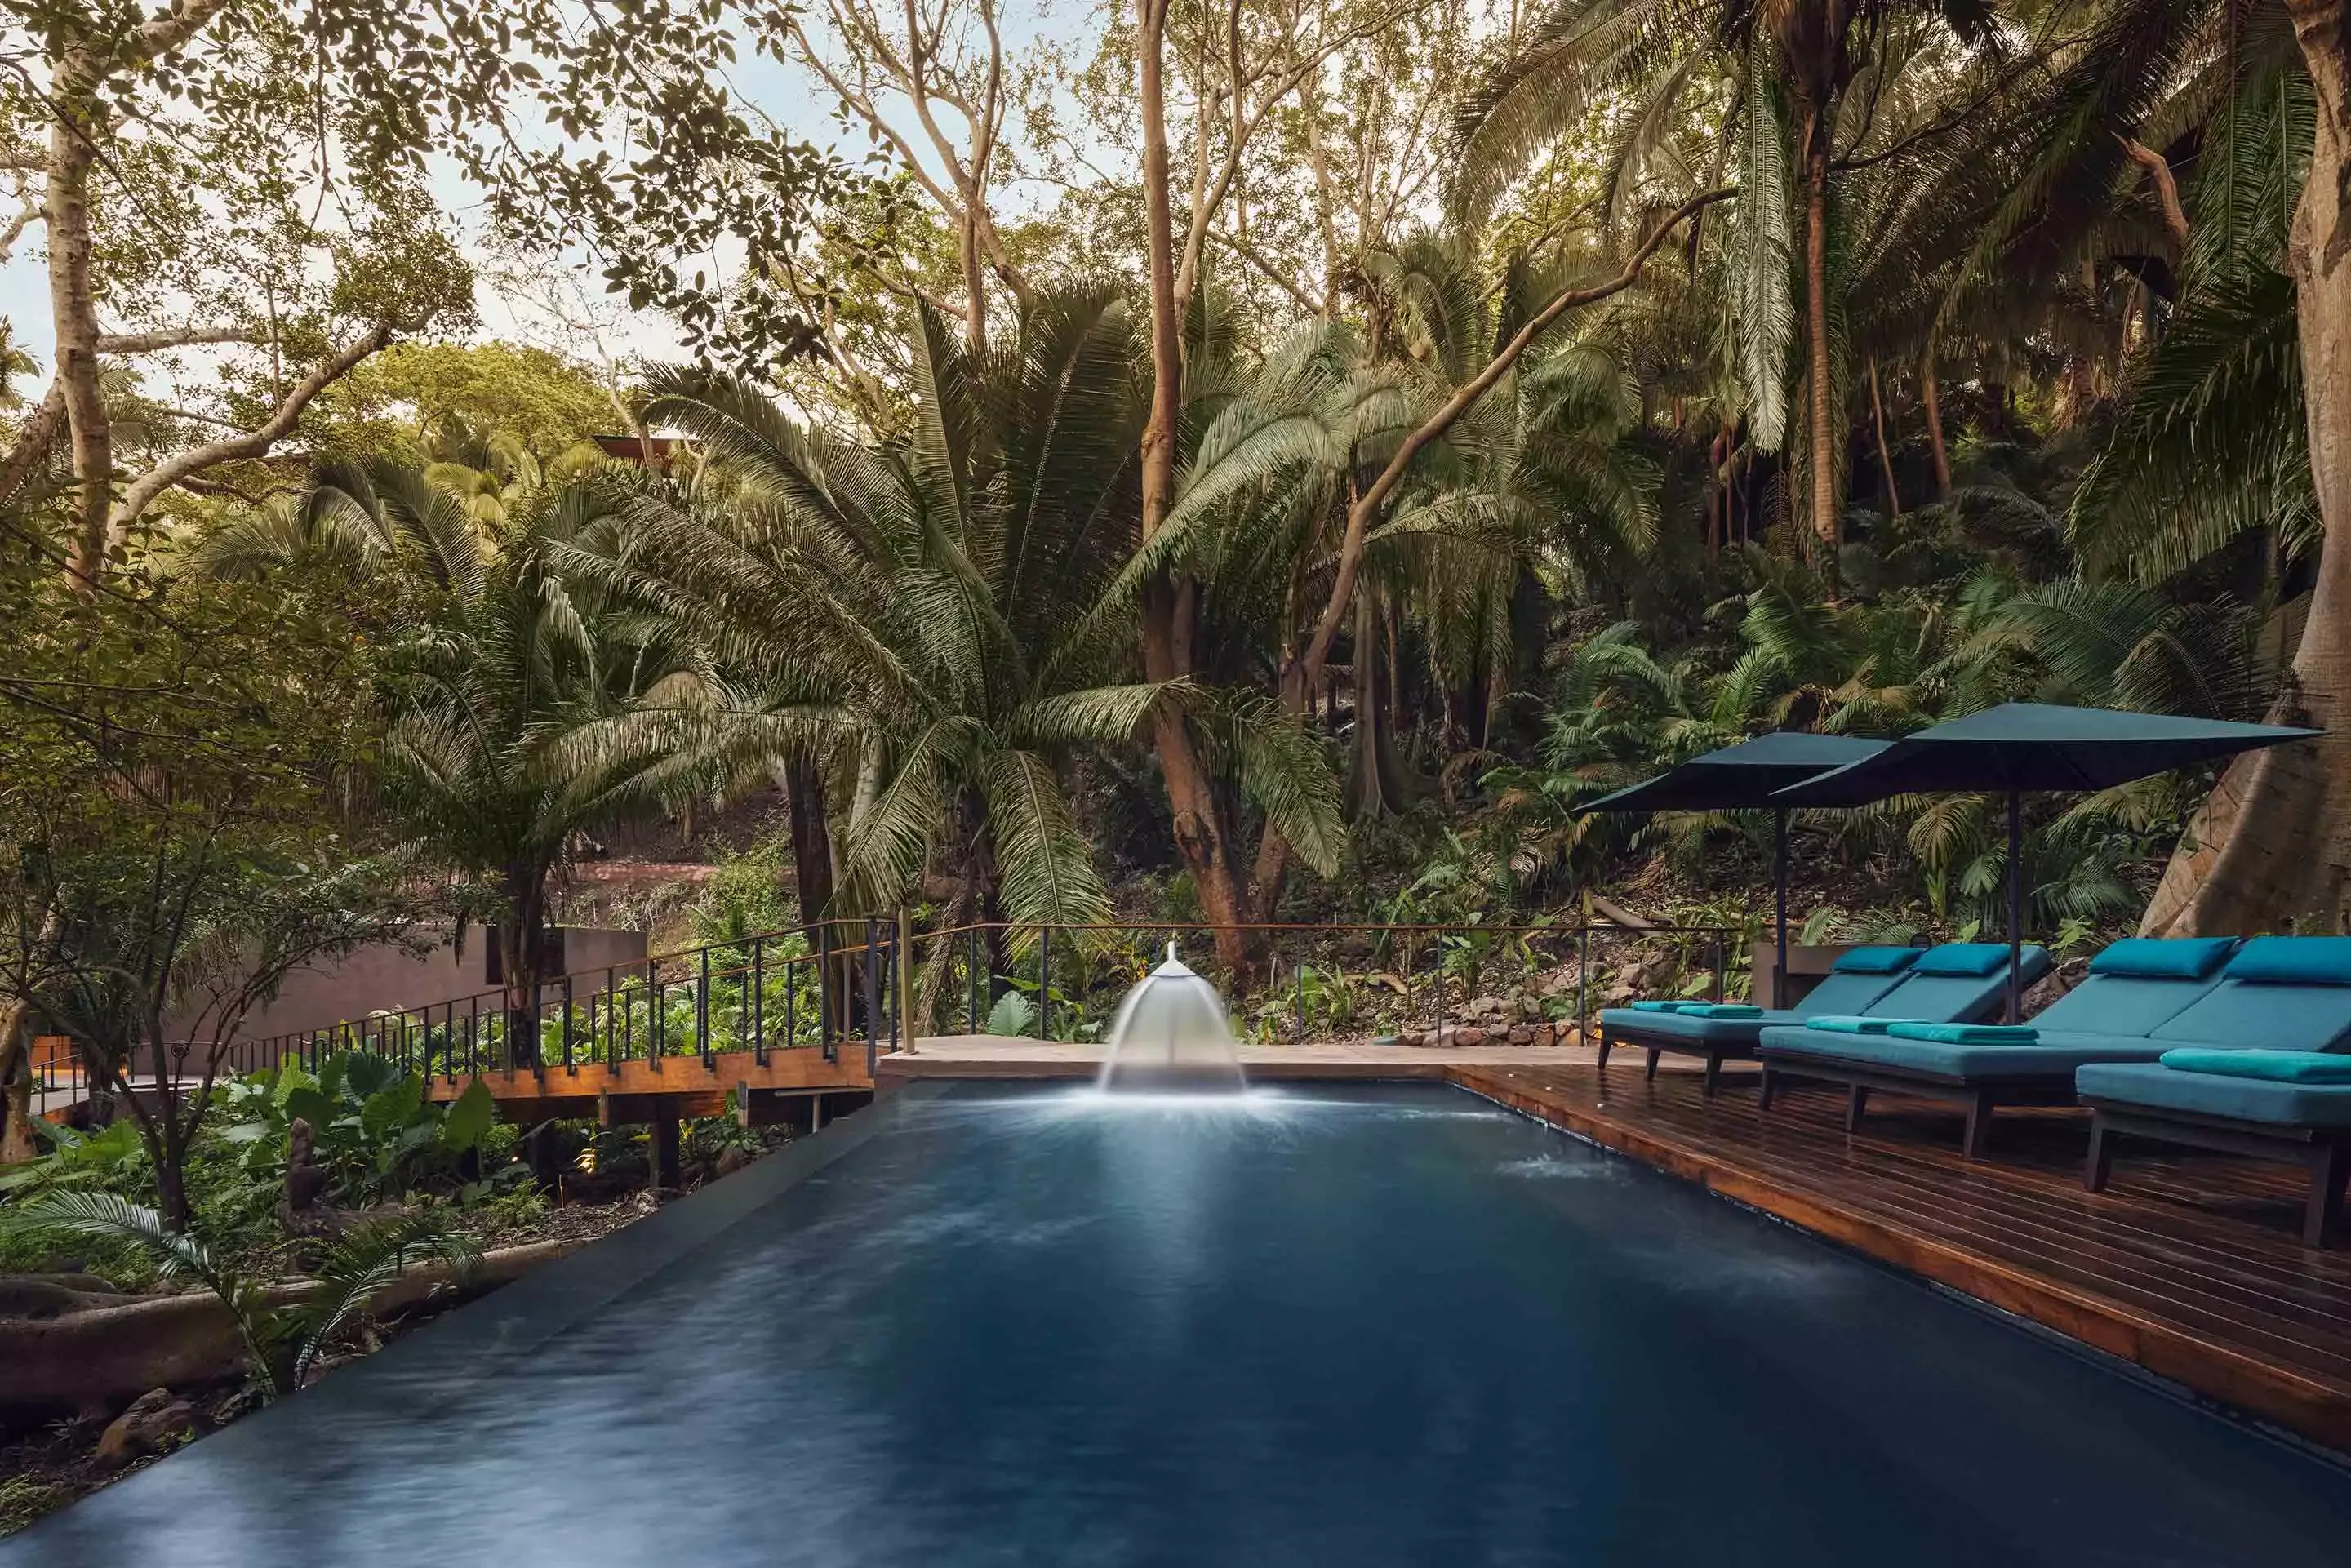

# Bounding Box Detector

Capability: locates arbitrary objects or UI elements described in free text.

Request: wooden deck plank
[1450,1063,2351,1455]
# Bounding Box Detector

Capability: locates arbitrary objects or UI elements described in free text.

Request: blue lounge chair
[1752,937,2234,1156]
[1593,945,1923,1095]
[2074,937,2351,1246]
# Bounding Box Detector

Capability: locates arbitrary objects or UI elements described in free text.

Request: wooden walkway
[1454,1061,2351,1455]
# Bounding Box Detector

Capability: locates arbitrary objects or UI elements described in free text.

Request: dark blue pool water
[16,1081,2351,1566]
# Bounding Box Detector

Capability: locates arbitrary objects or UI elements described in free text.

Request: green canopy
[1771,702,2320,1019]
[1582,733,1892,999]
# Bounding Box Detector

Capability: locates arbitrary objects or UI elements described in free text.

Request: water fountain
[1096,945,1248,1093]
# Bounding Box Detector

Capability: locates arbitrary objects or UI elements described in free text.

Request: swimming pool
[14,1080,2351,1566]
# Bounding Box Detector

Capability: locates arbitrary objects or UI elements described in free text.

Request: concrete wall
[172,927,650,1045]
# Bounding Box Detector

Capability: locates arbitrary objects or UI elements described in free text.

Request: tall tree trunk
[1802,113,1839,567]
[1344,585,1414,820]
[2143,0,2351,937]
[1135,0,1256,975]
[48,48,110,585]
[1867,357,1900,518]
[1921,344,1952,500]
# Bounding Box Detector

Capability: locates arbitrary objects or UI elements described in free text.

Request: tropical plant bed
[0,1183,667,1539]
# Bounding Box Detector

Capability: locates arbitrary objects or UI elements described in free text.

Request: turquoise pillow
[1808,1015,1895,1034]
[1679,1004,1762,1019]
[1887,1022,2039,1046]
[1909,943,2011,977]
[2159,1047,2351,1083]
[1629,1000,1691,1013]
[1829,945,1922,975]
[2224,936,2351,986]
[2089,937,2238,980]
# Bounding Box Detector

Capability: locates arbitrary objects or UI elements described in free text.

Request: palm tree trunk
[1802,113,1838,568]
[1344,585,1413,820]
[500,860,551,1068]
[1922,344,1952,500]
[2143,2,2351,935]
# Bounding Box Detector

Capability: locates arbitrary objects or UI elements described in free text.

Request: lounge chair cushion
[2158,1048,2351,1084]
[1839,945,2050,1024]
[1764,1028,2175,1081]
[2149,978,2351,1051]
[2221,935,2351,985]
[2087,936,2238,980]
[1597,1007,1798,1046]
[1909,943,2015,977]
[1829,946,1923,974]
[1886,1022,2039,1046]
[1788,968,1914,1017]
[1629,1000,1691,1013]
[2077,1060,2351,1128]
[2029,968,2229,1037]
[1806,1015,1895,1034]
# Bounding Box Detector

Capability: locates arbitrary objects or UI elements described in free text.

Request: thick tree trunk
[500,860,552,1068]
[0,996,35,1166]
[48,51,110,585]
[1922,346,1952,500]
[1802,118,1839,566]
[2142,1,2351,937]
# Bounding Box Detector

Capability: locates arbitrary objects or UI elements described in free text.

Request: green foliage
[1,1191,478,1400]
[984,989,1038,1037]
[215,1059,504,1208]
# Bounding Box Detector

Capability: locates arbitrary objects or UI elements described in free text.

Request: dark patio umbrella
[1582,733,1891,1002]
[1771,703,2322,1020]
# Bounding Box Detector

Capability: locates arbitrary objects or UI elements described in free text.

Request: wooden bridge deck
[1452,1061,2351,1455]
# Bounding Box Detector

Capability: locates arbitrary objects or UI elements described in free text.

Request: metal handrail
[82,910,1734,1093]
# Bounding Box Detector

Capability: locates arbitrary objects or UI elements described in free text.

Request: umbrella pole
[2006,790,2024,1024]
[1774,807,1789,1010]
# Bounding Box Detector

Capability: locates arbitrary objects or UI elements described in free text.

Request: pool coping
[1447,1064,2351,1459]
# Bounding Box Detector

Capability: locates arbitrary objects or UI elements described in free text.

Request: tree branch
[0,378,65,505]
[97,326,264,354]
[110,326,393,531]
[2117,135,2189,247]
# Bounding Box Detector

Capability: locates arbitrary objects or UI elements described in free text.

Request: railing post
[651,975,664,1069]
[562,975,576,1073]
[896,908,914,1054]
[1038,925,1051,1040]
[1712,932,1726,1003]
[699,946,713,1068]
[967,926,980,1033]
[753,939,767,1067]
[1577,923,1592,1046]
[815,923,833,1062]
[863,917,881,1076]
[1295,948,1307,1042]
[786,954,798,1052]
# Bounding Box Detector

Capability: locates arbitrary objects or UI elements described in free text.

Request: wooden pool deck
[1456,1060,2351,1456]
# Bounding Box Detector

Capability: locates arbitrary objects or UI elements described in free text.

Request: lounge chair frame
[2081,1098,2351,1248]
[1758,1054,2080,1159]
[1593,1022,1750,1096]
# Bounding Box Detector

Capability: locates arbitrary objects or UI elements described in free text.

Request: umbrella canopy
[1583,733,1892,1003]
[1769,702,2320,1019]
[1582,732,1891,813]
[1767,703,2319,806]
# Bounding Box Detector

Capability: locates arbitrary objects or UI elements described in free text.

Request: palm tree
[1450,0,2011,559]
[194,459,709,1053]
[624,293,1177,953]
